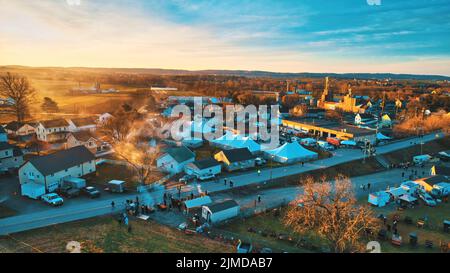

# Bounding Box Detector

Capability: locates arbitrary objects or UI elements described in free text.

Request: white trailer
[63,177,86,189]
[21,182,46,199]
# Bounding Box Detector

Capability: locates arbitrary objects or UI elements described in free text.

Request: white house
[68,117,97,132]
[202,200,240,224]
[0,142,23,171]
[98,113,113,124]
[65,131,104,154]
[19,146,96,198]
[156,146,195,174]
[0,126,7,142]
[36,119,70,142]
[184,158,221,180]
[3,121,36,136]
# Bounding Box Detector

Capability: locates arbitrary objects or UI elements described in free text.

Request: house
[19,146,96,197]
[184,158,221,180]
[3,121,36,136]
[380,114,392,128]
[214,148,255,172]
[65,131,105,154]
[202,199,240,224]
[414,175,450,192]
[36,119,70,142]
[98,113,113,124]
[68,117,97,132]
[0,126,7,142]
[156,145,195,174]
[354,113,377,126]
[0,142,24,171]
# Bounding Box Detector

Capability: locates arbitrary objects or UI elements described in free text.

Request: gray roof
[165,146,195,163]
[0,142,14,151]
[70,117,97,127]
[40,119,69,128]
[206,200,239,213]
[220,148,254,163]
[25,146,95,176]
[192,158,221,169]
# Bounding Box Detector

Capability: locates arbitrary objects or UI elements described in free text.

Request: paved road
[0,186,164,235]
[213,167,429,215]
[172,132,445,197]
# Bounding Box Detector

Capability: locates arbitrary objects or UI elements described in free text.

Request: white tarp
[184,196,212,209]
[376,132,391,140]
[264,141,318,163]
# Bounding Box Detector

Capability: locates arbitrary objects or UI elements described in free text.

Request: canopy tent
[263,141,318,164]
[376,132,391,140]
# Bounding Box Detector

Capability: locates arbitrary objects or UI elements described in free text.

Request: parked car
[59,185,80,198]
[41,193,64,206]
[179,174,196,184]
[255,157,267,166]
[81,186,101,198]
[419,192,437,207]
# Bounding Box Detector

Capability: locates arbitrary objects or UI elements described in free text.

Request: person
[367,183,371,190]
[230,181,234,188]
[257,169,261,176]
[362,184,366,191]
[258,195,261,203]
[111,201,115,209]
[301,162,304,167]
[224,179,227,185]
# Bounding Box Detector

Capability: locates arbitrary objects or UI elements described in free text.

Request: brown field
[0,216,233,253]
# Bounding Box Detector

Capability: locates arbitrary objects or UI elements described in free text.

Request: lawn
[87,163,163,190]
[383,137,450,165]
[0,205,17,219]
[367,201,450,253]
[221,208,323,253]
[221,201,450,253]
[0,216,234,253]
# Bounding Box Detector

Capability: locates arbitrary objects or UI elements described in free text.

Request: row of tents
[210,132,318,164]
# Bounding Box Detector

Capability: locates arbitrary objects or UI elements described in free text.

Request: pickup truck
[41,193,64,206]
[59,185,80,198]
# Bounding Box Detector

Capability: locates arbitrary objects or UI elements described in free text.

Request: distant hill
[1,65,449,81]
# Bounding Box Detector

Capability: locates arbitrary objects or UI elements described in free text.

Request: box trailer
[63,177,86,189]
[107,180,126,193]
[368,191,390,207]
[21,182,46,199]
[413,154,431,165]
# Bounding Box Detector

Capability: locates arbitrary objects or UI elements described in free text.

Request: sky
[0,0,449,75]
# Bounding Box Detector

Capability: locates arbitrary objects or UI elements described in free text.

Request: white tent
[210,133,261,153]
[376,132,391,140]
[263,141,318,164]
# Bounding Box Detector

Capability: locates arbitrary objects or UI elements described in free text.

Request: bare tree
[114,142,159,186]
[0,72,36,121]
[284,175,379,253]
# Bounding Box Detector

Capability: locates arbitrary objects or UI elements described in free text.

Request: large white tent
[263,141,318,163]
[210,133,261,153]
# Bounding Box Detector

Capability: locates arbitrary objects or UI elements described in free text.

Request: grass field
[221,201,450,253]
[88,163,164,190]
[383,137,450,165]
[0,205,17,219]
[368,201,450,253]
[0,216,234,253]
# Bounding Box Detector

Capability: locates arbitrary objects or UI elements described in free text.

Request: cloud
[0,0,449,75]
